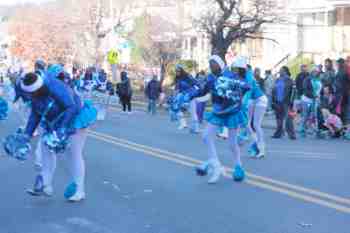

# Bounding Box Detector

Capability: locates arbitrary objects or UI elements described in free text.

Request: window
[328,10,336,26]
[314,12,325,25]
[302,13,314,25]
[344,7,350,25]
[300,12,326,26]
[191,37,197,48]
[335,8,348,25]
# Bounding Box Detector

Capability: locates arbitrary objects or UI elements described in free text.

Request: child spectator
[322,108,343,138]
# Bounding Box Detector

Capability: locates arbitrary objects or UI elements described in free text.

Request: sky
[0,0,52,6]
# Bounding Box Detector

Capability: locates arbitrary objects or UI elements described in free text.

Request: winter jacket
[272,74,294,107]
[334,69,348,107]
[117,72,133,98]
[295,72,309,98]
[264,74,274,96]
[302,75,321,100]
[175,74,199,94]
[321,69,336,87]
[25,76,82,137]
[145,79,161,100]
[341,76,350,121]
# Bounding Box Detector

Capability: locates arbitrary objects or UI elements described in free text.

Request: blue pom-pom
[215,76,240,99]
[233,165,245,182]
[3,130,31,161]
[42,130,69,154]
[248,142,259,156]
[64,182,77,199]
[0,97,9,120]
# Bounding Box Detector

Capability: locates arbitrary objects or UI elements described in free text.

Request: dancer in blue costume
[235,60,268,158]
[20,65,96,202]
[191,55,250,184]
[174,64,201,133]
[13,60,48,174]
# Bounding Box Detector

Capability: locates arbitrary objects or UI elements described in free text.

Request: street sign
[107,49,119,65]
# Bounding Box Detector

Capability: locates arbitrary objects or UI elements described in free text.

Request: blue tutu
[73,100,98,129]
[205,110,247,129]
[0,97,9,120]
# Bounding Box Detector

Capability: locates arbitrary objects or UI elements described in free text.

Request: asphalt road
[0,106,349,233]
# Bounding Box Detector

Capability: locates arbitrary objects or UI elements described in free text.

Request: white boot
[68,191,86,202]
[256,142,265,159]
[178,118,188,130]
[43,185,54,197]
[26,179,53,197]
[217,127,228,139]
[250,133,257,143]
[67,183,86,202]
[207,160,224,184]
[190,120,200,134]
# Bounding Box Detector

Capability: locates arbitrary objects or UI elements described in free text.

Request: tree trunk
[211,46,227,62]
[210,34,230,63]
[160,62,166,84]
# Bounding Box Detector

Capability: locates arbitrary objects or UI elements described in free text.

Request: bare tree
[9,4,75,65]
[70,0,136,66]
[131,13,181,83]
[196,0,280,60]
[8,0,135,67]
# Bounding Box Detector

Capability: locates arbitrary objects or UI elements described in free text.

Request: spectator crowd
[263,57,350,140]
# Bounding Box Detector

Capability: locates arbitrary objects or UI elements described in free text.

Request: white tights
[40,129,87,192]
[248,96,267,147]
[189,99,198,123]
[202,123,242,166]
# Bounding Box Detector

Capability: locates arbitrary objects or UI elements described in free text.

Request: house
[290,0,350,63]
[180,0,350,71]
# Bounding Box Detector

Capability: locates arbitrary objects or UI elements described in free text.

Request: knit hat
[209,55,225,71]
[231,56,247,69]
[337,58,345,65]
[175,64,185,72]
[311,65,321,73]
[34,59,46,71]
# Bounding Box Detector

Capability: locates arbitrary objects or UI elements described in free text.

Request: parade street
[0,106,349,233]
